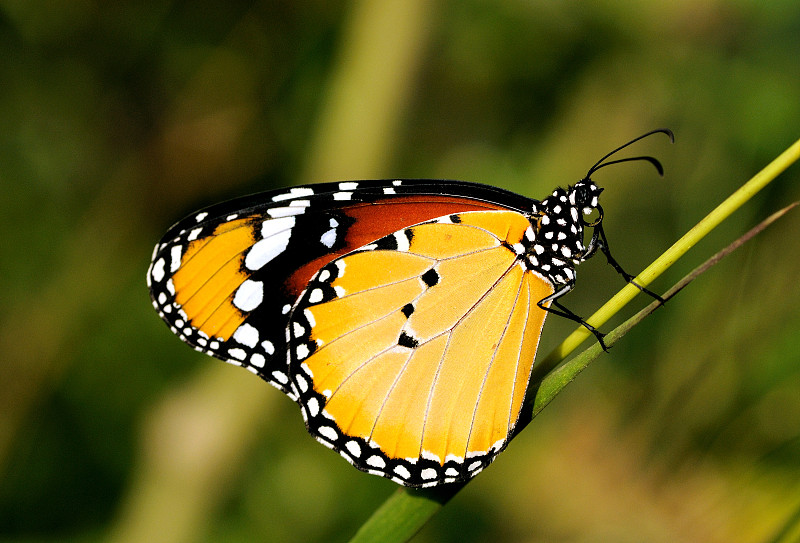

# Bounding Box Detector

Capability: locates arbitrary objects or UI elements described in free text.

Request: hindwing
[286,210,554,487]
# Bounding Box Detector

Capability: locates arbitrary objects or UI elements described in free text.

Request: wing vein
[463,269,526,458]
[367,347,417,443]
[505,277,532,438]
[322,313,409,400]
[419,251,522,459]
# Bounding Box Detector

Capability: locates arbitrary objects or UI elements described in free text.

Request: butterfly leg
[537,285,609,351]
[594,225,665,303]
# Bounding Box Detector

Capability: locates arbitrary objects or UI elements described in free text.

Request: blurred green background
[2,1,799,542]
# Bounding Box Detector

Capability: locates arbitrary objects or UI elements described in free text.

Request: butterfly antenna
[586,128,674,178]
[590,155,665,176]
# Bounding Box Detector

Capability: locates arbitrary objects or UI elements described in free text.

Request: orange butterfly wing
[148,181,523,396]
[287,210,554,486]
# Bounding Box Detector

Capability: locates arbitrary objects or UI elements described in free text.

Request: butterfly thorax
[525,178,603,287]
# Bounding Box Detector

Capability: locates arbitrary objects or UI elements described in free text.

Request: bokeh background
[2,1,799,542]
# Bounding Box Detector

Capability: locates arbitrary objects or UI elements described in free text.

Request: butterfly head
[525,129,673,286]
[569,178,604,226]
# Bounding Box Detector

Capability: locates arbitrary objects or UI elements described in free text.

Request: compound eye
[574,185,588,204]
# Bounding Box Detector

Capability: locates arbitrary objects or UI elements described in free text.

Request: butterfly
[147,129,672,487]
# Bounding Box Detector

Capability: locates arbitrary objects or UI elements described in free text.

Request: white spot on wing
[421,468,437,480]
[245,232,291,270]
[395,231,410,251]
[233,323,259,347]
[228,348,246,360]
[444,453,464,464]
[367,456,386,468]
[345,441,361,458]
[393,465,411,479]
[250,353,265,368]
[421,450,441,463]
[318,426,338,442]
[151,258,166,282]
[233,280,264,311]
[268,206,305,218]
[187,227,202,241]
[261,216,296,238]
[169,245,182,273]
[309,288,324,304]
[296,344,310,360]
[272,187,315,201]
[320,229,336,248]
[306,397,320,417]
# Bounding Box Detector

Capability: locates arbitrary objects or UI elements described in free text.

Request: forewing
[147,180,532,394]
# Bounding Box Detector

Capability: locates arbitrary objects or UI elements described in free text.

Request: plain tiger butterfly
[147,129,672,487]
